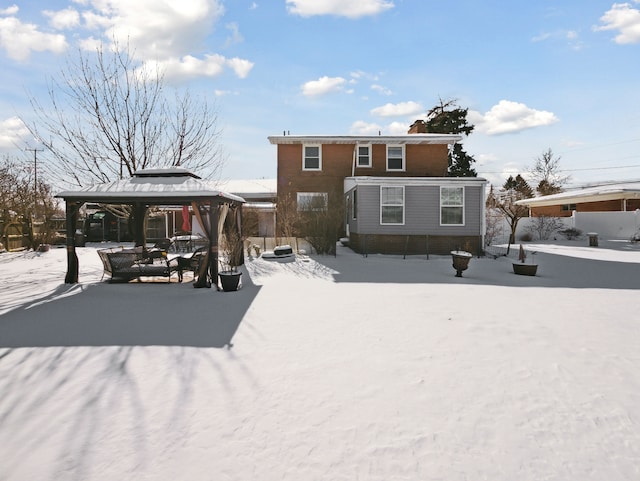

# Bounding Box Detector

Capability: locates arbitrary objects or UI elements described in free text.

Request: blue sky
[1,0,639,188]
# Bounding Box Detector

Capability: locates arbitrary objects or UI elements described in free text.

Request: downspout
[352,145,356,177]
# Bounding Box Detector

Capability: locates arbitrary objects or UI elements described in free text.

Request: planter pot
[219,270,242,291]
[451,251,472,277]
[513,263,538,276]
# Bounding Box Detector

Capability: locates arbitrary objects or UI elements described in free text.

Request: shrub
[519,232,533,242]
[559,227,582,240]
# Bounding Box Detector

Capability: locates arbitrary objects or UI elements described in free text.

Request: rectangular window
[380,186,404,224]
[386,145,405,171]
[303,145,321,170]
[440,187,464,225]
[297,192,328,211]
[561,204,576,211]
[357,144,371,167]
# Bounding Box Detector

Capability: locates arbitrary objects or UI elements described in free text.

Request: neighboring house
[268,121,488,255]
[517,181,640,217]
[145,178,277,241]
[216,179,277,237]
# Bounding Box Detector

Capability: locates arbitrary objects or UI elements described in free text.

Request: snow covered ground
[1,239,639,480]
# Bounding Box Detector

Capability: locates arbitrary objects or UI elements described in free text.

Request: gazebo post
[64,201,82,284]
[209,200,219,287]
[132,202,147,247]
[236,205,245,266]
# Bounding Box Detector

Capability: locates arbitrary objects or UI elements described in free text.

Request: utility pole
[25,147,43,219]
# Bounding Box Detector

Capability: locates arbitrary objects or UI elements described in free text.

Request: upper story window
[386,145,405,171]
[297,192,328,211]
[380,186,404,225]
[357,144,371,168]
[440,186,464,225]
[303,145,321,171]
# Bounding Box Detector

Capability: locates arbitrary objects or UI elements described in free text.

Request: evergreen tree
[424,98,477,177]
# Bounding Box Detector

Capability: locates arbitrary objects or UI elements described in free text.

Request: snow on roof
[214,178,277,199]
[517,181,640,207]
[56,169,245,204]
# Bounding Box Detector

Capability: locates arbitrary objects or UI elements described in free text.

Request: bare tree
[0,155,62,249]
[487,174,533,254]
[526,215,564,241]
[26,42,225,188]
[528,148,569,196]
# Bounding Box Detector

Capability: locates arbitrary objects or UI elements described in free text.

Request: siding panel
[352,184,483,236]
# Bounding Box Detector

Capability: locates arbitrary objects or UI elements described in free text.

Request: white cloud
[70,0,254,82]
[350,120,383,135]
[301,76,347,96]
[0,5,19,15]
[286,0,394,18]
[386,121,411,134]
[226,57,254,78]
[370,101,423,117]
[594,2,640,44]
[223,22,243,48]
[469,100,559,135]
[44,8,81,30]
[0,116,30,150]
[141,54,253,82]
[371,84,393,95]
[81,0,224,60]
[0,16,68,61]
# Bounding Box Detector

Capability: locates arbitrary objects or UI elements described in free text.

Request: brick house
[517,181,640,217]
[268,121,488,255]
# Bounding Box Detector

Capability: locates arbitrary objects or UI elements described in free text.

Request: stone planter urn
[219,270,242,291]
[512,244,538,276]
[512,263,538,276]
[451,250,472,277]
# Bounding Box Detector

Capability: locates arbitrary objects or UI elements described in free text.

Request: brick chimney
[408,119,428,134]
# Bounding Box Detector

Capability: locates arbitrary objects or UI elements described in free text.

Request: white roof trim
[516,182,640,207]
[268,134,462,145]
[344,176,487,192]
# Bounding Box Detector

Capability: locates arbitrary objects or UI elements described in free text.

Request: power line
[480,163,640,174]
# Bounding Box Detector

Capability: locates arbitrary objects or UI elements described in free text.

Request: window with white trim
[440,187,464,225]
[357,144,371,167]
[303,145,321,170]
[386,144,405,171]
[297,192,328,211]
[380,186,404,224]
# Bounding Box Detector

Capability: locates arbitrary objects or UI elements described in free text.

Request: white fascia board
[268,134,462,145]
[344,176,487,193]
[516,186,640,207]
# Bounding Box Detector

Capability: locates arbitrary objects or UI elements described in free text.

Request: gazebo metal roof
[56,167,245,205]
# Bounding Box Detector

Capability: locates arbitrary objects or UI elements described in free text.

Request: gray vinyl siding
[352,184,483,236]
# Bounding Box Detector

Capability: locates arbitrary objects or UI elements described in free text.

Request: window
[440,187,464,225]
[303,145,321,170]
[380,186,404,224]
[297,192,328,211]
[357,144,371,167]
[561,204,576,211]
[386,145,405,171]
